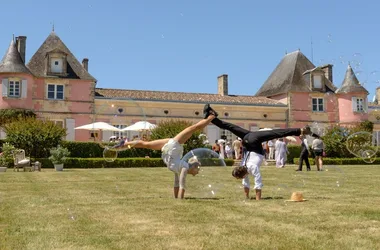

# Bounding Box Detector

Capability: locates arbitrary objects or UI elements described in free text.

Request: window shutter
[2,79,8,97]
[65,119,75,141]
[21,80,27,98]
[352,97,357,112]
[102,130,112,142]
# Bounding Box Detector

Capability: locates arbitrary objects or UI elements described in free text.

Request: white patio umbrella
[122,121,157,132]
[74,122,121,131]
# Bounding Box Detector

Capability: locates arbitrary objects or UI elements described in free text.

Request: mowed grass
[1,165,380,250]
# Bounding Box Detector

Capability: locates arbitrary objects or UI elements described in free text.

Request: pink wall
[72,114,94,141]
[33,78,93,113]
[68,80,94,102]
[0,73,34,109]
[290,93,311,121]
[290,92,339,123]
[338,95,369,123]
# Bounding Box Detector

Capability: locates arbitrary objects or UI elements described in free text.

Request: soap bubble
[317,166,346,188]
[346,131,378,163]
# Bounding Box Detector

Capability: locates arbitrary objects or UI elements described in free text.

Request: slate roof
[255,51,337,97]
[335,65,369,94]
[26,32,96,81]
[0,39,32,74]
[95,88,286,106]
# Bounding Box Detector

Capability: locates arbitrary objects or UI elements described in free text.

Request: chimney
[321,64,333,83]
[376,87,380,104]
[217,74,228,96]
[82,58,89,71]
[15,36,27,63]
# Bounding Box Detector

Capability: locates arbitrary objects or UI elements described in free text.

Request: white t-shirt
[161,139,188,189]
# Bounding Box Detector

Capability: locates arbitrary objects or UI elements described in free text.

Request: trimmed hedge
[287,144,380,164]
[35,157,234,169]
[60,141,196,158]
[293,157,380,165]
[287,145,301,164]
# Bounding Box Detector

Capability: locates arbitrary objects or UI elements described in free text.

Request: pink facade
[338,94,369,124]
[0,33,96,141]
[0,73,34,109]
[290,92,340,126]
[0,35,376,143]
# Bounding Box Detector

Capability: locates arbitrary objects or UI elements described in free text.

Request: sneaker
[300,125,311,135]
[203,104,219,118]
[203,104,211,118]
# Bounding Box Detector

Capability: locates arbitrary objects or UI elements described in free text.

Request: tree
[3,118,67,158]
[350,121,373,133]
[0,109,36,126]
[322,126,350,158]
[322,121,374,158]
[150,119,206,154]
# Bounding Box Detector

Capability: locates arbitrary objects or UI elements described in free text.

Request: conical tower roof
[335,65,368,94]
[0,39,32,74]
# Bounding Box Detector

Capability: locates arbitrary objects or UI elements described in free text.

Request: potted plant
[49,146,70,171]
[0,143,16,172]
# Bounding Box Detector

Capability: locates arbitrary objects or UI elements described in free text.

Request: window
[8,80,20,97]
[112,125,128,139]
[312,98,324,112]
[353,97,365,112]
[52,120,64,128]
[47,84,64,100]
[313,75,322,89]
[50,58,63,73]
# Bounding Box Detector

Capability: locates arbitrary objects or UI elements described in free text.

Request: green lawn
[1,165,380,250]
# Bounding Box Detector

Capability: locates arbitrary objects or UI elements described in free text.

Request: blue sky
[1,0,379,100]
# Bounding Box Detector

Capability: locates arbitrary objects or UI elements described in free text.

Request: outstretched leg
[250,128,302,144]
[123,138,171,150]
[174,114,216,144]
[211,118,250,139]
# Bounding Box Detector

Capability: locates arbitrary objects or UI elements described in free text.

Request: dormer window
[51,58,63,73]
[313,74,322,89]
[46,50,67,76]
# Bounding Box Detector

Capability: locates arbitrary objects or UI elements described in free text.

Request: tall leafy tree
[3,118,66,158]
[0,109,36,126]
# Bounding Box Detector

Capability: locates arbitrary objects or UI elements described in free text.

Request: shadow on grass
[261,196,285,200]
[312,196,332,200]
[185,197,224,200]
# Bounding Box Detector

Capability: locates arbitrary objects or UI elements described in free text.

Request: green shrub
[0,142,16,167]
[60,141,162,158]
[0,109,36,126]
[321,122,374,158]
[34,157,234,168]
[4,118,66,158]
[287,145,301,164]
[293,157,380,165]
[49,146,70,164]
[61,141,104,158]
